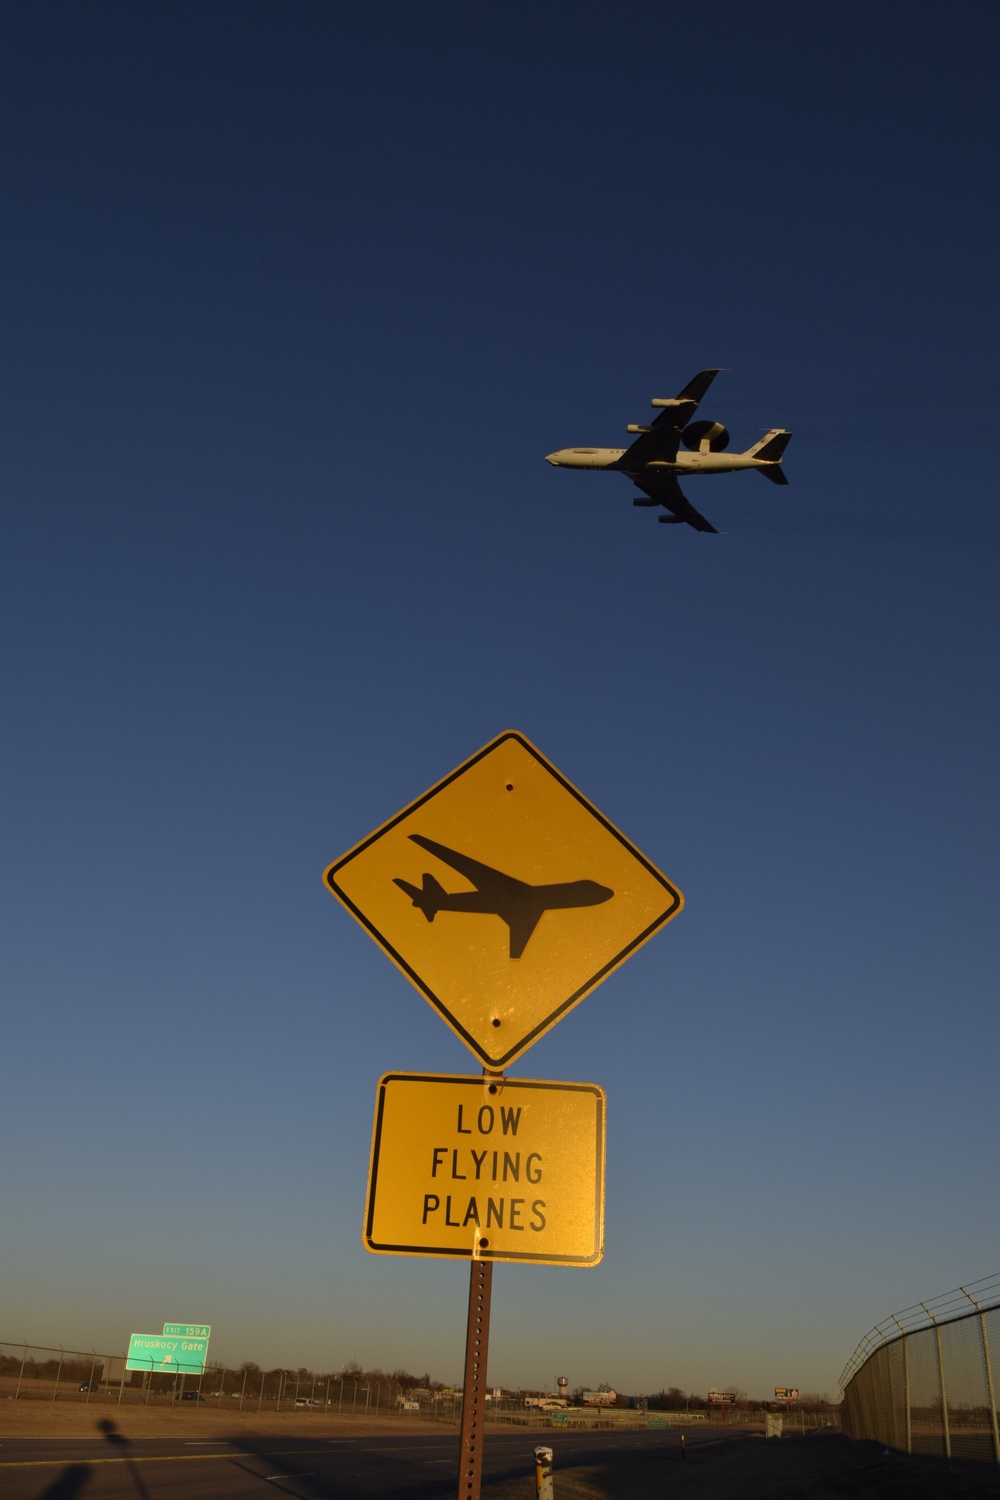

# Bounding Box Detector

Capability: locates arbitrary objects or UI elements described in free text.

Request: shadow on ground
[36,1465,91,1500]
[481,1432,1000,1500]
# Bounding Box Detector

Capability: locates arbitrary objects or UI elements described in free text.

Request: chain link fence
[839,1273,1000,1463]
[0,1342,453,1417]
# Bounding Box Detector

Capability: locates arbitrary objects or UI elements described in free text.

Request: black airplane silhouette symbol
[393,834,614,959]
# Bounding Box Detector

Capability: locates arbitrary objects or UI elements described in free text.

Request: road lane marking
[0,1445,356,1470]
[0,1436,461,1472]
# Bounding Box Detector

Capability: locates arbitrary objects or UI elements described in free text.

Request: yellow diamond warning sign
[324,731,683,1069]
[365,1073,605,1266]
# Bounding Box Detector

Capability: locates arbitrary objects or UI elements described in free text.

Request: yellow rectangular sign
[365,1074,605,1267]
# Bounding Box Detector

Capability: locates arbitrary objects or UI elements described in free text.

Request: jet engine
[681,420,730,452]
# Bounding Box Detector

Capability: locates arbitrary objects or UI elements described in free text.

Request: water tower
[557,1377,568,1401]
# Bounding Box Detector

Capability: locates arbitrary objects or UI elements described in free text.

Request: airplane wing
[614,369,721,469]
[407,834,523,895]
[630,474,720,534]
[507,909,543,960]
[408,833,540,958]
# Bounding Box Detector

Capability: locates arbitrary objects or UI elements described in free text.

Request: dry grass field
[0,1398,427,1440]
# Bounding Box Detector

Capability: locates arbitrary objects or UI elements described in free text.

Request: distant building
[580,1390,617,1407]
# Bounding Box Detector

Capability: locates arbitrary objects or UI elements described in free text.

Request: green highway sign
[126,1333,208,1373]
[162,1323,211,1338]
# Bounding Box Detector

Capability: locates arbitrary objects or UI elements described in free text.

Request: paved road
[0,1426,745,1499]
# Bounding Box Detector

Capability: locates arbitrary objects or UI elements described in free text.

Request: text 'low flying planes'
[545,369,791,534]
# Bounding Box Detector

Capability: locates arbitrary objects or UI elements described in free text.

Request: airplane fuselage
[545,447,762,476]
[419,879,613,920]
[394,834,615,959]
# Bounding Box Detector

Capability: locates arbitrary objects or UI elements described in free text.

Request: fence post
[15,1342,28,1401]
[977,1312,1000,1464]
[937,1325,951,1460]
[888,1315,908,1453]
[960,1287,999,1466]
[922,1306,950,1460]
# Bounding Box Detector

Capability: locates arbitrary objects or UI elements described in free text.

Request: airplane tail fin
[745,428,792,460]
[393,873,446,921]
[745,428,792,482]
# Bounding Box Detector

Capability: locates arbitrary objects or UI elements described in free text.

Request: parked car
[294,1397,322,1408]
[78,1383,100,1392]
[180,1391,206,1402]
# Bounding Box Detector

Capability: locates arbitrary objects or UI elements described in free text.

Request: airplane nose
[545,452,561,466]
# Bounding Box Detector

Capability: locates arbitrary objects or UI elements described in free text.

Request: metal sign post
[322,732,685,1500]
[455,1065,501,1500]
[457,1254,494,1500]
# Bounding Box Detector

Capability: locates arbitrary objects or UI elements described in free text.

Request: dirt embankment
[0,1401,437,1441]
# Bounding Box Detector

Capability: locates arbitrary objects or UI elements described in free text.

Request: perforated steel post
[457,1255,493,1500]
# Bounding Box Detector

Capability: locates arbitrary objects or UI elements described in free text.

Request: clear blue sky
[2,2,996,1400]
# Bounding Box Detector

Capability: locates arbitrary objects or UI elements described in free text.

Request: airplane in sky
[393,834,614,959]
[545,369,792,533]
